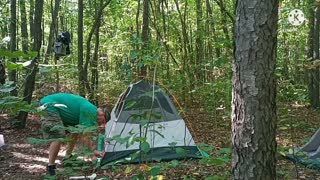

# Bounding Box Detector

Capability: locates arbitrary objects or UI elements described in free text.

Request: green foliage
[204,175,226,180]
[26,124,100,178]
[64,124,97,134]
[140,142,151,153]
[0,81,16,93]
[199,147,231,179]
[175,147,188,157]
[170,160,179,168]
[196,79,232,114]
[278,81,308,103]
[0,49,38,59]
[26,137,68,144]
[149,165,161,177]
[197,142,215,152]
[0,92,37,114]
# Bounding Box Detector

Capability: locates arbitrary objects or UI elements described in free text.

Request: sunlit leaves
[6,61,24,71]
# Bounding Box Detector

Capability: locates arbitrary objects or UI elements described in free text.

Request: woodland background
[1,0,320,179]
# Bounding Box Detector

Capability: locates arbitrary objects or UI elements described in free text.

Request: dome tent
[101,79,202,165]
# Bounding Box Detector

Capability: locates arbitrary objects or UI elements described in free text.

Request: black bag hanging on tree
[53,31,71,58]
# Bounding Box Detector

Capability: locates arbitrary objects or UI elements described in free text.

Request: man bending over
[40,92,110,176]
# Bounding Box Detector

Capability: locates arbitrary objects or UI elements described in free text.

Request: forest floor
[1,103,320,179]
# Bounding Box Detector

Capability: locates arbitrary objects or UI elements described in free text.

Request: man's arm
[81,132,105,158]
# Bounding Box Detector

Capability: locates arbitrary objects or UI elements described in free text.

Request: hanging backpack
[53,41,66,57]
[53,31,71,57]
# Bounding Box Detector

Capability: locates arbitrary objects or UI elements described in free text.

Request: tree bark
[136,0,141,37]
[78,0,85,96]
[174,0,192,105]
[282,32,289,79]
[206,0,220,59]
[29,0,35,40]
[196,0,204,82]
[213,0,234,22]
[218,0,231,51]
[15,0,44,129]
[44,0,60,64]
[139,0,150,77]
[310,3,320,108]
[9,0,17,96]
[89,0,103,104]
[19,0,29,53]
[0,61,5,85]
[232,0,278,179]
[84,0,111,94]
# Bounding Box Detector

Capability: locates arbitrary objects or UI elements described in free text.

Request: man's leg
[41,111,65,175]
[49,141,62,165]
[65,133,79,156]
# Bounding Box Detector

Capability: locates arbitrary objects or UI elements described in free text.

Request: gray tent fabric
[284,128,320,170]
[300,128,320,159]
[101,80,201,165]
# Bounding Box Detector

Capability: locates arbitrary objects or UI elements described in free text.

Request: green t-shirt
[40,93,97,126]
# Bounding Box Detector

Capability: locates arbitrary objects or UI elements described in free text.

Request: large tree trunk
[232,0,278,179]
[15,0,44,129]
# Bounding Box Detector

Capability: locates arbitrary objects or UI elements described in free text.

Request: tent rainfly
[101,80,201,165]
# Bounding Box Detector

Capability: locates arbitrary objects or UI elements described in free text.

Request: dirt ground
[1,104,320,179]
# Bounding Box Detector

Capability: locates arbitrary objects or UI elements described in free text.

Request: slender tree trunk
[29,0,35,40]
[90,0,103,104]
[232,0,278,179]
[219,0,231,51]
[0,1,8,85]
[206,0,220,59]
[148,0,179,77]
[20,0,28,53]
[15,0,44,129]
[139,0,150,77]
[0,61,5,85]
[44,0,60,64]
[282,32,289,79]
[9,0,17,96]
[308,0,318,108]
[174,0,191,106]
[136,0,141,38]
[196,0,204,82]
[84,0,111,94]
[78,0,85,96]
[161,0,170,80]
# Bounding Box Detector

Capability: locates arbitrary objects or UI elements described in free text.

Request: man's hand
[93,150,105,157]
